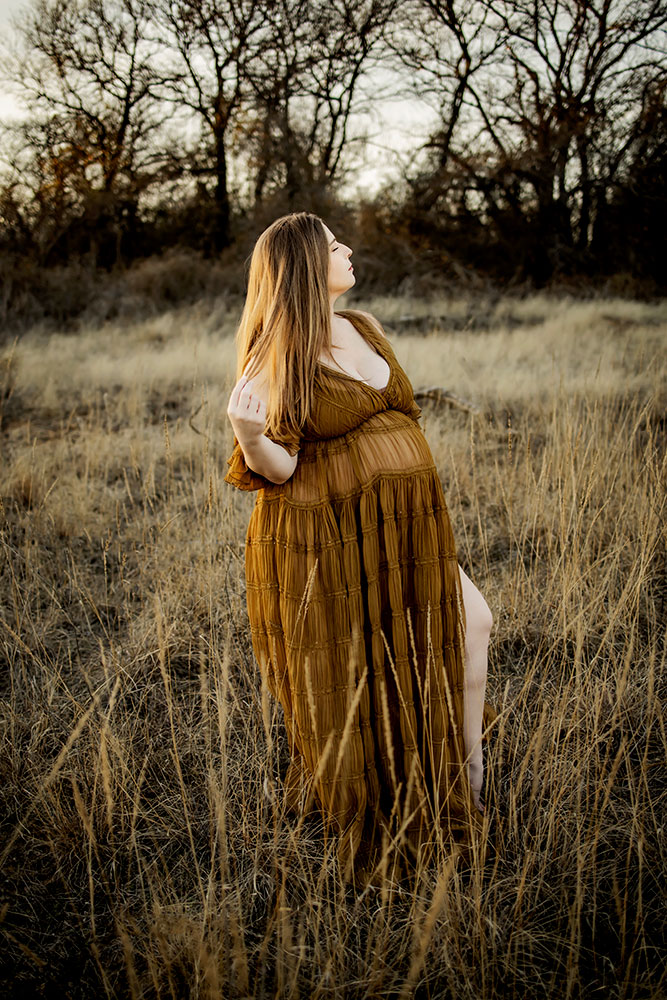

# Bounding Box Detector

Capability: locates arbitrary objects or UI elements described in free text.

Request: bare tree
[385,0,503,210]
[243,0,318,203]
[2,0,173,265]
[475,0,667,273]
[244,0,401,204]
[393,0,667,279]
[150,0,267,249]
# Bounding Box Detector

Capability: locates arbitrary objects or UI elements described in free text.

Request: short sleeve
[224,436,270,491]
[408,399,422,423]
[265,423,301,457]
[223,428,301,493]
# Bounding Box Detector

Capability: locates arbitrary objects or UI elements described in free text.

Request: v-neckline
[317,312,392,393]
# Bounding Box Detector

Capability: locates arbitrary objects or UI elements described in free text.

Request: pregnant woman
[225,212,497,885]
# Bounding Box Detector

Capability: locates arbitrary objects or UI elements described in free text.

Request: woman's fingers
[228,376,252,413]
[239,382,264,416]
[229,375,251,411]
[228,375,266,427]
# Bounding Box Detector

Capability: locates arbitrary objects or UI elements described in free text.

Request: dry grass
[0,293,665,999]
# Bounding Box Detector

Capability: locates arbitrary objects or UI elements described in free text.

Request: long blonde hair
[235,212,331,446]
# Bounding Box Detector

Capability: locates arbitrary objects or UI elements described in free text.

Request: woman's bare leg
[458,564,493,813]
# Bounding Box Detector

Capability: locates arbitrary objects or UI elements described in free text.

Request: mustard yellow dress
[225,310,496,881]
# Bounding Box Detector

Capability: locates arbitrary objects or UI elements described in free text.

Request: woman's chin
[330,274,356,298]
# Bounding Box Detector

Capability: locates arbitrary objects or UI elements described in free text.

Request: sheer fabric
[225,310,497,881]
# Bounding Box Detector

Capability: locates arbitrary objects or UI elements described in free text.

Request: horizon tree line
[0,0,665,301]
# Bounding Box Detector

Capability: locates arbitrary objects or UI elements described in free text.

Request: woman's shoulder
[339,308,387,339]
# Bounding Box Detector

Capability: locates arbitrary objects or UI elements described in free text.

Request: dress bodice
[225,310,422,492]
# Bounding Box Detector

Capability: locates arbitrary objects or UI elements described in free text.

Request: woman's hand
[227,375,267,446]
[226,372,298,484]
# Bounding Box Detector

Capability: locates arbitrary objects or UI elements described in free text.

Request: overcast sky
[1,0,27,122]
[1,0,26,20]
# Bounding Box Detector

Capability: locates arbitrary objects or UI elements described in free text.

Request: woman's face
[322,223,355,299]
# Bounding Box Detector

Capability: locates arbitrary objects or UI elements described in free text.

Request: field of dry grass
[1,293,665,999]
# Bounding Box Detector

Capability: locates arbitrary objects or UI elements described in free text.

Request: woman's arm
[226,373,299,485]
[237,430,298,484]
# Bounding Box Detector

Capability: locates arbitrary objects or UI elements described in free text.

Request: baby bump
[284,410,437,502]
[345,411,435,486]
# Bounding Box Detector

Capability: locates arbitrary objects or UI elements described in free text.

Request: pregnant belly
[283,410,437,503]
[347,410,435,484]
